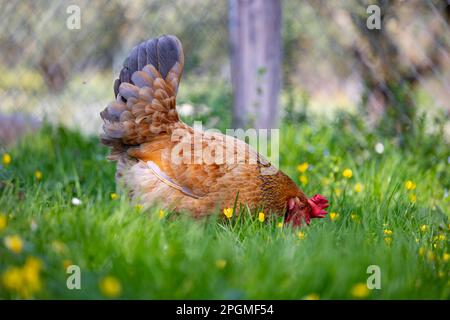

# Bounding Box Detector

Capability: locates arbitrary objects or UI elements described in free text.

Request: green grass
[0,117,448,299]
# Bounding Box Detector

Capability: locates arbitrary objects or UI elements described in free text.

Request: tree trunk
[229,0,282,129]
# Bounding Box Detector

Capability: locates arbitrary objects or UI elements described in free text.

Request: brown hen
[100,35,328,226]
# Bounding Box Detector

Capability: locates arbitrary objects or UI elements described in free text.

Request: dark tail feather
[113,35,184,99]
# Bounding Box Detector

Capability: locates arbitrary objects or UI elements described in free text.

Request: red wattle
[308,194,329,219]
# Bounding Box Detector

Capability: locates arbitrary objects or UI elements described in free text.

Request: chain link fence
[0,0,449,143]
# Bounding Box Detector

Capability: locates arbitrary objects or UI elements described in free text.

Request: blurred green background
[0,0,448,139]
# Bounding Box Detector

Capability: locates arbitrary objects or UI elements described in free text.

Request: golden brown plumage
[101,35,328,226]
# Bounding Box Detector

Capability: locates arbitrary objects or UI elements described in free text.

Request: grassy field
[0,115,449,299]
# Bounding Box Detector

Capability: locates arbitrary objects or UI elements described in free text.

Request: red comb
[308,194,329,218]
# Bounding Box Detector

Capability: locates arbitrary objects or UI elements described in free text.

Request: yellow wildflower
[99,276,122,298]
[277,222,283,229]
[354,183,363,193]
[5,235,23,254]
[223,208,233,219]
[298,231,306,240]
[303,293,320,300]
[0,214,7,232]
[443,253,449,263]
[350,283,369,299]
[383,229,393,236]
[2,153,11,166]
[2,266,23,292]
[1,256,43,298]
[438,234,446,241]
[420,224,428,233]
[258,212,265,223]
[34,170,42,181]
[159,209,165,219]
[409,194,417,203]
[110,193,118,200]
[384,237,393,246]
[22,257,42,291]
[405,180,416,191]
[135,204,143,211]
[215,259,227,269]
[342,169,353,179]
[334,188,342,196]
[299,175,308,185]
[329,212,340,221]
[297,162,309,173]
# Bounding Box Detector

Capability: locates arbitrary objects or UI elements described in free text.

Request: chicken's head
[285,194,329,226]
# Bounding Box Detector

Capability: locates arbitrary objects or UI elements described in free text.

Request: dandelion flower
[409,194,417,203]
[223,208,233,219]
[2,267,23,292]
[383,229,393,236]
[420,224,428,233]
[303,293,320,300]
[299,175,308,185]
[34,170,42,181]
[110,193,118,200]
[99,276,122,298]
[1,256,42,298]
[351,283,369,298]
[5,235,23,254]
[71,197,82,206]
[215,259,227,269]
[2,153,11,166]
[438,234,446,241]
[159,209,165,219]
[329,212,340,221]
[277,222,283,229]
[135,204,143,211]
[258,212,265,223]
[297,162,309,173]
[342,169,353,179]
[22,257,42,290]
[443,253,449,263]
[405,180,416,191]
[298,231,306,240]
[0,214,7,232]
[354,183,363,193]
